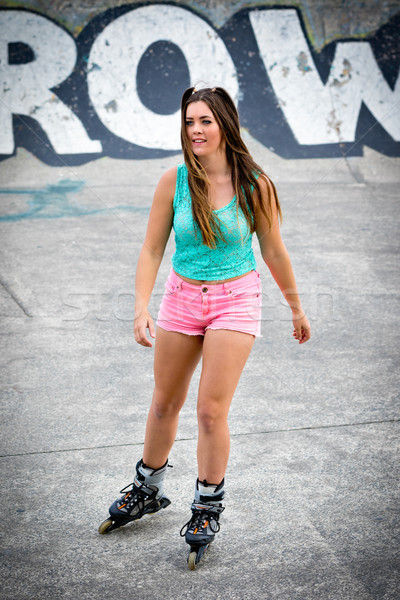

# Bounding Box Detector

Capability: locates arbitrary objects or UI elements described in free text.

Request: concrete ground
[0,136,399,599]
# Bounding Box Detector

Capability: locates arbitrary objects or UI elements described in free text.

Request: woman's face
[185,100,224,158]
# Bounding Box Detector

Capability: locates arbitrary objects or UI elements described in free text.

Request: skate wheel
[188,551,197,571]
[98,518,113,534]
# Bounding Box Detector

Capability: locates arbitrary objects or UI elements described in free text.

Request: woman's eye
[202,120,211,125]
[185,121,193,126]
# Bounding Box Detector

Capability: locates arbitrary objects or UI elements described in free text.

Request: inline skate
[99,459,171,534]
[180,478,225,570]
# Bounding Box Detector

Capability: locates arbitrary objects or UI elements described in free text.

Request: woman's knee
[197,400,227,434]
[150,390,185,421]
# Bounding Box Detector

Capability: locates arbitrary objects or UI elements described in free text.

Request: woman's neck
[197,150,230,180]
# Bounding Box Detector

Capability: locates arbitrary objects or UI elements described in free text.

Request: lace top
[171,163,257,280]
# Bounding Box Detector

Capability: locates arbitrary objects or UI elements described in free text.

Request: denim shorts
[156,269,262,337]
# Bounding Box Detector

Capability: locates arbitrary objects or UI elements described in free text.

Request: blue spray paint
[0,179,149,221]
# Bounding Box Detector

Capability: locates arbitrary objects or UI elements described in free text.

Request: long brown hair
[180,86,282,248]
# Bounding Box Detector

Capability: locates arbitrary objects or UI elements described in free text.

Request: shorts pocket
[231,288,261,299]
[165,278,183,296]
[165,282,177,296]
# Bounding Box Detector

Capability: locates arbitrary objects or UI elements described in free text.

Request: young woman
[99,87,310,568]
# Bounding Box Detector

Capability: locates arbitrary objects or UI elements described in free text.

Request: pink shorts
[156,269,262,337]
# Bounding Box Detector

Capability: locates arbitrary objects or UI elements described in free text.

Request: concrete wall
[1,0,399,164]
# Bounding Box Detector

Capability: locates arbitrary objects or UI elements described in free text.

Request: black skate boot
[180,478,225,570]
[99,459,171,534]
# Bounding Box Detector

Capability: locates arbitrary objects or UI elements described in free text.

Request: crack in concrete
[0,277,33,317]
[1,418,398,459]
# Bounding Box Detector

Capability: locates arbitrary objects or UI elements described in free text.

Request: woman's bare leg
[142,326,203,468]
[196,329,255,483]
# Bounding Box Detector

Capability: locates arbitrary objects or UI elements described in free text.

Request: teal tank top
[171,163,257,280]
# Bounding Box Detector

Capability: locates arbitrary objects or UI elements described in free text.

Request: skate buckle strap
[191,502,225,515]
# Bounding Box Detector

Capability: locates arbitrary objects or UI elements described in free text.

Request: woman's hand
[134,308,156,347]
[292,312,311,344]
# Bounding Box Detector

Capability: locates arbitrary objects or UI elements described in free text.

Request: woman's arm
[256,177,311,344]
[134,167,176,347]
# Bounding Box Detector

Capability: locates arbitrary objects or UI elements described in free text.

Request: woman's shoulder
[156,165,178,195]
[158,163,188,183]
[160,165,178,183]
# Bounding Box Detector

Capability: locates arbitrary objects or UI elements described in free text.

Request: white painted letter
[87,4,239,150]
[250,9,400,144]
[0,11,101,154]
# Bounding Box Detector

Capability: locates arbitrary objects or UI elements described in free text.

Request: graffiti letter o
[87,4,239,150]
